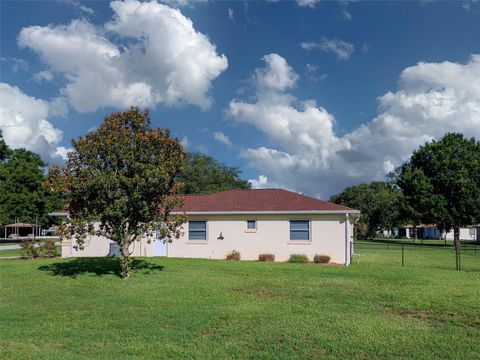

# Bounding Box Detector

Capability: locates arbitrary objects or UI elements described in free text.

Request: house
[52,189,359,265]
[394,224,479,241]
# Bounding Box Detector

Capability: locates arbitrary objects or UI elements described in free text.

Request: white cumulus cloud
[227,54,480,198]
[33,70,54,83]
[213,131,232,147]
[18,0,228,113]
[0,83,69,165]
[301,38,354,61]
[249,175,269,188]
[180,136,189,148]
[296,0,320,8]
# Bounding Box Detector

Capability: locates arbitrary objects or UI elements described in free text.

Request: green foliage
[47,107,186,278]
[39,239,58,257]
[330,182,402,239]
[178,152,250,194]
[0,130,10,161]
[393,133,480,250]
[19,239,59,258]
[0,132,62,229]
[20,239,39,258]
[314,254,331,264]
[288,254,309,263]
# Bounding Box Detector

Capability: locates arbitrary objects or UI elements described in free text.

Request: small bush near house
[39,240,58,258]
[20,239,39,258]
[258,253,275,262]
[314,254,331,264]
[226,250,241,260]
[288,254,309,263]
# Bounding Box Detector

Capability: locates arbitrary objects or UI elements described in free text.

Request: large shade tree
[0,131,62,232]
[47,107,186,278]
[178,152,250,194]
[394,133,480,254]
[330,182,402,239]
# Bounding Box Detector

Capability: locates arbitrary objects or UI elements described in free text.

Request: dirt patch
[394,309,480,328]
[464,320,480,329]
[233,286,278,300]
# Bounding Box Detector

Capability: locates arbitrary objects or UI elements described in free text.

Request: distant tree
[387,166,436,241]
[47,107,186,278]
[330,182,402,239]
[0,133,62,232]
[178,152,250,194]
[393,133,480,253]
[0,130,10,161]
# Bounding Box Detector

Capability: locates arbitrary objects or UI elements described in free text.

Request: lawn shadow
[38,257,164,278]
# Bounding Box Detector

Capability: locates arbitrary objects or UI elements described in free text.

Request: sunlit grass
[0,248,479,359]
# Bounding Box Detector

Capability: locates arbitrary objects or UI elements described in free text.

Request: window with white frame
[188,221,207,240]
[289,220,310,240]
[246,220,256,230]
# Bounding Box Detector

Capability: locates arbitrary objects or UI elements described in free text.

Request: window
[247,220,256,230]
[189,221,207,240]
[290,220,310,241]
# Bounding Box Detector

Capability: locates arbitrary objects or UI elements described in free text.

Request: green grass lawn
[0,248,479,359]
[0,249,22,257]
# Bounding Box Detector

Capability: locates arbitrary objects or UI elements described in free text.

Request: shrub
[288,254,309,263]
[314,254,331,264]
[20,239,39,258]
[258,253,275,262]
[39,240,58,258]
[226,250,241,260]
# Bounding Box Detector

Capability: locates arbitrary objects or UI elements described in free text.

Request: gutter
[170,210,360,215]
[50,210,361,216]
[345,213,350,266]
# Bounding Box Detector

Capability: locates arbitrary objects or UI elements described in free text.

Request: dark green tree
[394,133,480,252]
[47,107,186,278]
[0,133,62,233]
[0,130,10,161]
[330,182,402,239]
[178,152,250,194]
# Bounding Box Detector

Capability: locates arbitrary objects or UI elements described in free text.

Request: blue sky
[1,0,479,198]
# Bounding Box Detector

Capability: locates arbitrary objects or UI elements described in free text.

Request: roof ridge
[180,188,285,196]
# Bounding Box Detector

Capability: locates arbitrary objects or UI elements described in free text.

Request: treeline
[0,130,250,231]
[330,133,480,250]
[0,131,63,231]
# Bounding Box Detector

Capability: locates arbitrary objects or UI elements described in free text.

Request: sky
[1,0,479,199]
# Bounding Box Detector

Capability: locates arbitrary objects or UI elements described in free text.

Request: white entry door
[154,239,167,257]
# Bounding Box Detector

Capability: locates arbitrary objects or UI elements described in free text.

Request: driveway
[0,242,60,251]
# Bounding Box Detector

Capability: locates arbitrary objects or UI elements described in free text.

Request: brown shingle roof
[173,189,357,213]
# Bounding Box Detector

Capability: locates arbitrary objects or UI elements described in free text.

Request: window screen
[189,221,207,240]
[290,220,310,240]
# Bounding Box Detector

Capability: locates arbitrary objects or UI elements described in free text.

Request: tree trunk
[453,226,460,252]
[454,226,461,271]
[120,241,132,279]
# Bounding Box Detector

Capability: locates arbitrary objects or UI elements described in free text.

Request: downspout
[345,213,350,266]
